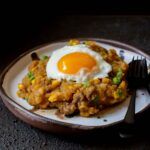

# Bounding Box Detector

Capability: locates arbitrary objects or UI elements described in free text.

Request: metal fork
[119,57,149,138]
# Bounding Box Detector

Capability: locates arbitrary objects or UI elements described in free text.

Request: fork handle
[119,90,136,138]
[124,89,136,124]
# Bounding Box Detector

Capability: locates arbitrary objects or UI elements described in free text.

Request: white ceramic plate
[0,38,150,132]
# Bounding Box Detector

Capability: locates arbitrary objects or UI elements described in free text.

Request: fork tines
[127,56,149,89]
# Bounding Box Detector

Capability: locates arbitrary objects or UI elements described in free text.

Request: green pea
[41,55,49,60]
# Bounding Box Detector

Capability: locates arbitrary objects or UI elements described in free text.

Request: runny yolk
[57,52,97,74]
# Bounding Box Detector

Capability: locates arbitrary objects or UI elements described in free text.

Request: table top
[0,16,150,150]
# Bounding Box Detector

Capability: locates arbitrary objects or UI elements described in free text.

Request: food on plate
[17,39,128,117]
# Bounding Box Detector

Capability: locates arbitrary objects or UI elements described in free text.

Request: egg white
[46,44,112,82]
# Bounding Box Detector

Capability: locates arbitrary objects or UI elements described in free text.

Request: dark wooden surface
[0,16,150,150]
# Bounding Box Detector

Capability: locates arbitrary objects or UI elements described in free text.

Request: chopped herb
[117,89,123,97]
[41,55,49,60]
[27,71,35,81]
[90,95,100,106]
[117,68,123,78]
[113,68,123,84]
[82,80,90,88]
[113,77,120,84]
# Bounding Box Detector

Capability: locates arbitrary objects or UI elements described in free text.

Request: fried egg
[46,44,112,82]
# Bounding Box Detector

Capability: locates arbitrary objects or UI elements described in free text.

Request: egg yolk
[57,52,97,74]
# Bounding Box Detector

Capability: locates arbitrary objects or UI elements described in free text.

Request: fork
[119,57,149,138]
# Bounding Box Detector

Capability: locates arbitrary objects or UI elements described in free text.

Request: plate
[0,38,150,133]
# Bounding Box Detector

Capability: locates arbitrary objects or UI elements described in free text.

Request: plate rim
[0,38,150,130]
